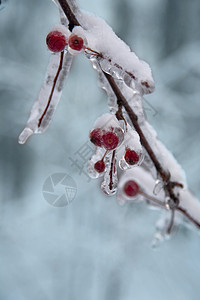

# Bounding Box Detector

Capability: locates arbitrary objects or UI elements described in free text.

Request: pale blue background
[0,0,200,299]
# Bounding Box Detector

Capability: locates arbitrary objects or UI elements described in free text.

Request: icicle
[89,57,118,113]
[99,58,125,81]
[151,212,172,249]
[18,51,73,144]
[101,151,118,195]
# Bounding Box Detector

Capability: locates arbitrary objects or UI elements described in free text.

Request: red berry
[94,160,105,173]
[123,180,139,197]
[46,31,67,52]
[124,148,139,165]
[90,128,102,147]
[102,131,119,150]
[68,34,84,51]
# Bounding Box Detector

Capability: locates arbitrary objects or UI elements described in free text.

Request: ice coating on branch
[141,121,186,185]
[89,57,146,130]
[117,166,200,230]
[18,52,73,144]
[89,113,125,152]
[88,147,106,179]
[59,8,68,26]
[89,55,146,122]
[77,13,155,94]
[89,57,118,113]
[117,168,148,205]
[126,90,145,124]
[124,124,142,151]
[53,0,80,14]
[101,151,118,195]
[119,124,143,170]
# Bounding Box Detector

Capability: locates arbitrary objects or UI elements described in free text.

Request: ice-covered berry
[89,128,102,147]
[68,34,84,51]
[94,160,105,173]
[123,180,139,197]
[102,131,119,150]
[124,148,139,165]
[46,30,67,52]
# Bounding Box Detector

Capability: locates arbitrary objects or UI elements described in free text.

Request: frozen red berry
[68,34,84,51]
[89,128,102,147]
[102,131,119,150]
[124,148,139,165]
[123,180,139,197]
[46,30,67,52]
[94,160,105,173]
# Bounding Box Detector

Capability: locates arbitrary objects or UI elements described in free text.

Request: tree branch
[103,73,169,180]
[55,0,200,230]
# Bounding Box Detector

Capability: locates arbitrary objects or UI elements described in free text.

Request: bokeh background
[0,0,200,299]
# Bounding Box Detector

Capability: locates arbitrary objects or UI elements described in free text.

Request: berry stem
[102,150,108,160]
[38,50,64,128]
[139,190,165,208]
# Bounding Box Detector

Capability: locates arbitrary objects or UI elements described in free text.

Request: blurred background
[0,0,200,299]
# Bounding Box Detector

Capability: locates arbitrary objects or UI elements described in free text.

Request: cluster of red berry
[46,29,84,53]
[46,29,142,201]
[89,127,121,173]
[89,114,142,199]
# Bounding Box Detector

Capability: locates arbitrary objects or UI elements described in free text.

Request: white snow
[76,13,155,94]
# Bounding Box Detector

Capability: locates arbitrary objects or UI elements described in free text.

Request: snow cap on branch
[79,12,155,94]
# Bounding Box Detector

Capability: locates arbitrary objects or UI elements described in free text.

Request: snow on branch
[18,0,200,244]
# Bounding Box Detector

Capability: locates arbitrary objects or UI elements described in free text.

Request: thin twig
[38,51,64,128]
[140,190,165,208]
